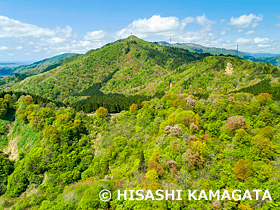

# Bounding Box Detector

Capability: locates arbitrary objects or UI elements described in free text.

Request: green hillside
[0,53,75,76]
[159,42,280,67]
[256,55,280,67]
[0,53,79,87]
[4,37,280,111]
[0,91,279,209]
[4,37,209,105]
[0,37,279,210]
[11,53,76,74]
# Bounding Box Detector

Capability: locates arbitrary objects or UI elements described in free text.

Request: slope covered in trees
[4,37,280,110]
[0,37,279,209]
[0,91,279,209]
[0,53,78,87]
[0,53,75,77]
[3,37,209,104]
[159,41,280,67]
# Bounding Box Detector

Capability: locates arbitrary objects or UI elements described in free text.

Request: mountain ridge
[0,53,76,77]
[1,37,280,111]
[158,41,280,66]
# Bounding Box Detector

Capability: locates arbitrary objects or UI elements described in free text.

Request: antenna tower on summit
[130,33,133,41]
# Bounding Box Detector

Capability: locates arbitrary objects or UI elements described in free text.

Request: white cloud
[236,37,270,45]
[229,14,263,28]
[116,14,216,46]
[84,30,105,41]
[41,37,68,44]
[257,44,270,48]
[15,46,23,50]
[0,15,56,38]
[0,46,8,50]
[236,38,252,44]
[55,26,72,38]
[254,37,270,44]
[182,14,216,30]
[246,30,255,35]
[117,15,182,38]
[220,28,231,36]
[221,31,227,36]
[0,14,279,59]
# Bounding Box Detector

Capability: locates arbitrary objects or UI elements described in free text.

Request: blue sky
[0,0,280,61]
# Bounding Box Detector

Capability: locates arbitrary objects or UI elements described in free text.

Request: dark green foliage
[138,150,146,173]
[73,94,153,113]
[0,153,14,196]
[0,91,65,108]
[235,79,280,100]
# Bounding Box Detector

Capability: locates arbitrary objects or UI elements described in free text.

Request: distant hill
[158,41,249,57]
[12,53,76,74]
[246,52,280,58]
[0,53,80,86]
[3,37,280,110]
[158,41,280,67]
[0,62,28,68]
[3,37,210,104]
[0,53,75,77]
[254,55,280,67]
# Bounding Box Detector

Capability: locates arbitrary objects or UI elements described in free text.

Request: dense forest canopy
[0,37,279,210]
[0,90,278,209]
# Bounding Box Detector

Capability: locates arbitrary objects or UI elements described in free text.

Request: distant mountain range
[158,41,280,67]
[2,37,279,108]
[0,53,75,77]
[0,62,30,68]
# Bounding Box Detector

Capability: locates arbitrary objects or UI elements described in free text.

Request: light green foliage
[0,91,279,209]
[0,38,279,209]
[5,37,279,107]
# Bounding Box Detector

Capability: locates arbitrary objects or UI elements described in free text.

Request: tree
[146,169,158,180]
[257,93,272,105]
[23,95,33,106]
[252,135,279,160]
[96,107,108,118]
[224,116,248,133]
[129,103,138,114]
[232,159,254,181]
[234,129,251,145]
[138,151,146,173]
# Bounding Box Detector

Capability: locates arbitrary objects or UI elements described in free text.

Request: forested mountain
[3,37,209,105]
[0,53,75,77]
[4,37,280,111]
[0,53,80,87]
[0,37,279,209]
[158,41,280,67]
[158,42,249,58]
